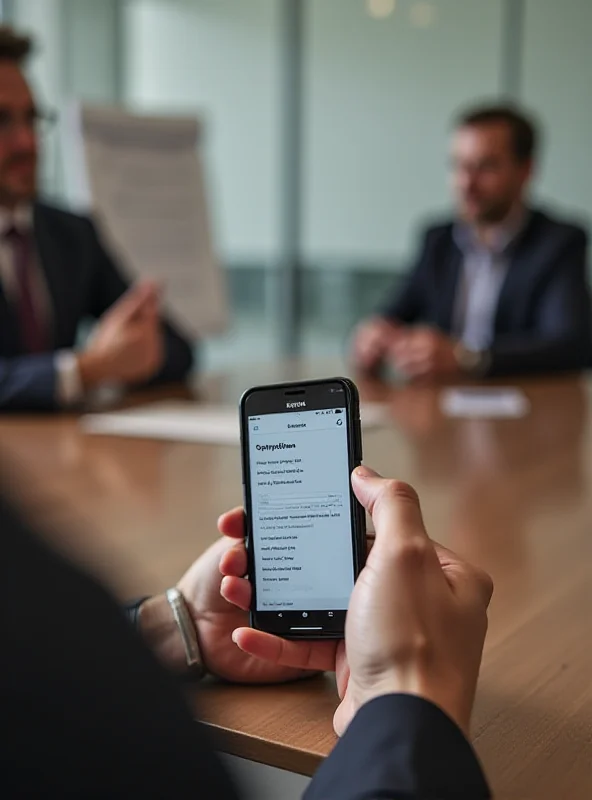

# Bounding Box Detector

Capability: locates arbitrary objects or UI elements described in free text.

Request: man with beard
[0,26,193,410]
[351,105,592,379]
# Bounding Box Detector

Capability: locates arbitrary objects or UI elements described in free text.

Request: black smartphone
[239,377,366,639]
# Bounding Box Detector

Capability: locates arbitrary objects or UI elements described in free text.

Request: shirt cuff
[55,350,85,407]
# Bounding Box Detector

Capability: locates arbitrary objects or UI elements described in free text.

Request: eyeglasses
[0,107,57,139]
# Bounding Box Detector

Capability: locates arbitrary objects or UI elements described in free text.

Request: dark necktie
[4,226,48,354]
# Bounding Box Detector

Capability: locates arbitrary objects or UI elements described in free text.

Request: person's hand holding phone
[141,509,330,685]
[333,466,493,737]
[222,466,493,738]
[219,510,344,675]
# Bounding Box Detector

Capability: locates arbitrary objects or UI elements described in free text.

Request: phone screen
[247,405,355,621]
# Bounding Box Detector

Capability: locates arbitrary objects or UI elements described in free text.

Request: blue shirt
[453,210,528,351]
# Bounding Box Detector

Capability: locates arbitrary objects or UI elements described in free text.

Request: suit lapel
[494,214,539,334]
[494,255,521,333]
[33,203,69,348]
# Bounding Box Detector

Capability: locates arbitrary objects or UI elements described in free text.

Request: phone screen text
[248,408,354,612]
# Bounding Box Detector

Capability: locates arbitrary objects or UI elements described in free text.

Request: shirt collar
[454,205,530,256]
[0,205,33,237]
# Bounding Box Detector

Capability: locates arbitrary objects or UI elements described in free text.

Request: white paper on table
[82,403,239,444]
[440,388,530,419]
[81,401,389,445]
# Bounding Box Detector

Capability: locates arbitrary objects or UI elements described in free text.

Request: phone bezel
[239,377,365,639]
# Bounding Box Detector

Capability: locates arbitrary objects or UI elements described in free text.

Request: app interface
[248,407,354,611]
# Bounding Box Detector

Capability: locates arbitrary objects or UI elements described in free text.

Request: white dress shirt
[453,208,528,351]
[0,205,83,406]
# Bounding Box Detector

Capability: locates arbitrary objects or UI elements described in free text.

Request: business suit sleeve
[0,352,58,410]
[0,495,239,799]
[86,218,195,383]
[305,694,490,800]
[488,229,592,376]
[380,231,432,324]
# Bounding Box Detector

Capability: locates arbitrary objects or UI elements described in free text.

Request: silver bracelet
[165,588,207,679]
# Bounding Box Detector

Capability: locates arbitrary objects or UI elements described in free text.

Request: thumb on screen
[351,466,428,550]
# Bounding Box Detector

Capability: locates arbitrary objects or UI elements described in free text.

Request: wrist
[350,672,471,737]
[77,350,109,390]
[453,342,492,377]
[138,595,189,674]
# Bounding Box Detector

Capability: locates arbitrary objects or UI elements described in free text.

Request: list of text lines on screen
[248,408,354,611]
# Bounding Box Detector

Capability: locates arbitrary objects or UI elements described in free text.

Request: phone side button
[355,423,363,462]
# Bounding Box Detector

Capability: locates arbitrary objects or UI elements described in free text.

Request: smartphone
[239,377,366,639]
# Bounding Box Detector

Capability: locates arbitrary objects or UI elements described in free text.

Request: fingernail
[354,464,379,479]
[231,630,240,645]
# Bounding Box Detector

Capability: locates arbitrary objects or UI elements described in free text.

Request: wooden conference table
[1,362,591,799]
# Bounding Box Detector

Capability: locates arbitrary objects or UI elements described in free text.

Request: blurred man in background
[352,104,592,380]
[0,26,193,411]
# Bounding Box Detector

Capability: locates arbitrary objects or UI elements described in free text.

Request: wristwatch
[165,587,208,681]
[131,591,207,681]
[453,343,492,377]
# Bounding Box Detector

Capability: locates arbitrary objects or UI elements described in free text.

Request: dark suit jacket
[0,202,194,410]
[381,209,592,376]
[0,493,490,799]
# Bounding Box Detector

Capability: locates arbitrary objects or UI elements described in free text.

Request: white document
[81,401,389,445]
[82,403,240,444]
[62,103,227,337]
[440,388,530,419]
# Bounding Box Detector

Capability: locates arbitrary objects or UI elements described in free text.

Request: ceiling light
[366,0,397,20]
